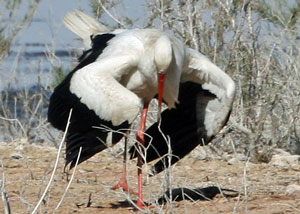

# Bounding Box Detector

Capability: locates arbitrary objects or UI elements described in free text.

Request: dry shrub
[143,0,300,160]
[89,0,300,159]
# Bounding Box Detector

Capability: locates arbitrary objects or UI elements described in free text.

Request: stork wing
[129,82,212,174]
[70,55,142,126]
[130,49,235,175]
[49,55,141,169]
[182,48,235,138]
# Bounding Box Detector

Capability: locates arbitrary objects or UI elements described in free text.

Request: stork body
[48,10,235,209]
[68,28,183,125]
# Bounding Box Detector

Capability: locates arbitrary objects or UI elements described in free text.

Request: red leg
[134,73,165,209]
[135,102,149,209]
[112,136,137,195]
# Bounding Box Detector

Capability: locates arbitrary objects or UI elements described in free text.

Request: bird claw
[111,178,138,196]
[134,199,154,210]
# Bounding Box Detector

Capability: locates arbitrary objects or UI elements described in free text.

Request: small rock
[227,158,237,165]
[227,154,248,165]
[291,164,300,171]
[236,153,248,161]
[286,184,300,198]
[75,202,85,208]
[10,153,23,159]
[273,148,291,156]
[270,154,300,168]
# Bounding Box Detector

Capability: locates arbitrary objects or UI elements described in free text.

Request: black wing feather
[48,33,130,169]
[129,82,217,175]
[65,126,126,169]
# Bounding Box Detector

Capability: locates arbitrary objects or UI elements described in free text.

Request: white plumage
[63,11,235,129]
[48,10,236,209]
[70,54,142,125]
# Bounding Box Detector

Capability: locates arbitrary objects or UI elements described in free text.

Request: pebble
[286,184,300,198]
[269,154,300,168]
[10,153,23,159]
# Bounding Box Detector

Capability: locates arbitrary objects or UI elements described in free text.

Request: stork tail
[63,10,109,46]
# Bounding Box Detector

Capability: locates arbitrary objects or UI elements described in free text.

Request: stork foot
[134,199,154,210]
[135,198,146,209]
[111,177,137,196]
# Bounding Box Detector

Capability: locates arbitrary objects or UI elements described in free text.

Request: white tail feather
[63,10,109,47]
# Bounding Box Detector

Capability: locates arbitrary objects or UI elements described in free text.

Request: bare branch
[54,146,82,212]
[97,0,127,28]
[31,109,73,214]
[0,159,11,214]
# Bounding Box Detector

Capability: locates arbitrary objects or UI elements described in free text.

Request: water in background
[0,0,90,91]
[0,0,93,142]
[0,0,146,142]
[0,0,147,91]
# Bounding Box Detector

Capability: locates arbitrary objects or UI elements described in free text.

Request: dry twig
[0,159,11,214]
[31,109,73,214]
[54,146,82,212]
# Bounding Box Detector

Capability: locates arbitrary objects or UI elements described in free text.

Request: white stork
[48,10,235,209]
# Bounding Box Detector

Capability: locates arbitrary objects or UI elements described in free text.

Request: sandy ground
[0,140,299,214]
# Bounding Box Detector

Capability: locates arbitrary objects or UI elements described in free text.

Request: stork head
[154,34,173,122]
[154,35,173,73]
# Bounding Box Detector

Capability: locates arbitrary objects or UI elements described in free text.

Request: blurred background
[0,0,299,162]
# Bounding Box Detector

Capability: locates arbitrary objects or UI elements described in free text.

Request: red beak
[157,72,165,122]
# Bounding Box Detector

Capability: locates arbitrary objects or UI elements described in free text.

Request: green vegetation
[0,0,40,60]
[52,66,71,88]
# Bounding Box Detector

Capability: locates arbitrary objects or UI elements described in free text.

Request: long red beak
[157,72,165,122]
